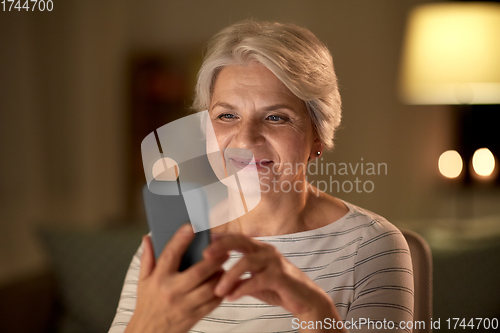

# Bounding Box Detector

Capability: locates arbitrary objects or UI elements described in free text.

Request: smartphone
[142,183,210,271]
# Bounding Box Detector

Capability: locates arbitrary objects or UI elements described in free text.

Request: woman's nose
[233,119,265,149]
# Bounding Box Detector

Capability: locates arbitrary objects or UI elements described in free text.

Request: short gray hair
[193,19,342,149]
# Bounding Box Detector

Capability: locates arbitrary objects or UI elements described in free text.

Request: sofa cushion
[39,226,147,333]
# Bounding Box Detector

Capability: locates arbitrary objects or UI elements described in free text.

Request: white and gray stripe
[109,201,414,333]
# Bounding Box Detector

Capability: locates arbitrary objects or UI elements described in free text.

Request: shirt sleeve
[107,241,143,333]
[344,220,414,333]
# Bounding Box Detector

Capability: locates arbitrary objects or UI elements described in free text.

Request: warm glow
[400,3,500,104]
[438,150,463,178]
[472,148,495,177]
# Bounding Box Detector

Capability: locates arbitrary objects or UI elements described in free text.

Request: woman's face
[208,62,319,193]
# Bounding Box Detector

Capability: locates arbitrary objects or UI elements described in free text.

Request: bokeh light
[472,148,495,177]
[438,150,463,178]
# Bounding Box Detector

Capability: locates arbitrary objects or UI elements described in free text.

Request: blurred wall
[1,0,498,285]
[0,0,129,285]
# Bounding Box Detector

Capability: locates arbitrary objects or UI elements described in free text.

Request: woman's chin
[223,177,261,198]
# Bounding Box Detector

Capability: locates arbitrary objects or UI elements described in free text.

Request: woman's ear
[309,139,324,161]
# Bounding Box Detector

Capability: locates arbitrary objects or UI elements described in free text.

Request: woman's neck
[216,181,322,237]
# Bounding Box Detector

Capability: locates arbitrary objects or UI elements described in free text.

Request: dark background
[1,0,499,332]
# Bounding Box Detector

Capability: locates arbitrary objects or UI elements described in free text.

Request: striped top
[109,201,414,332]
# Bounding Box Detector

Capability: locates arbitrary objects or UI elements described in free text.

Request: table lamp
[399,2,500,184]
[400,2,500,105]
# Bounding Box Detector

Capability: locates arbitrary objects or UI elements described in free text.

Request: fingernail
[205,248,219,259]
[214,283,225,296]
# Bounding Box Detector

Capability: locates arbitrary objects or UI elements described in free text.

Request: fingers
[204,234,276,298]
[191,294,224,321]
[180,253,229,291]
[191,272,225,319]
[185,271,223,309]
[156,224,195,274]
[225,274,268,302]
[204,233,260,259]
[214,253,264,296]
[139,235,155,281]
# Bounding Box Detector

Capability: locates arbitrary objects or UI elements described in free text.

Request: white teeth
[232,159,271,165]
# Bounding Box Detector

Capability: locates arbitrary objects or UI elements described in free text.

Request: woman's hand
[125,225,228,333]
[204,234,346,332]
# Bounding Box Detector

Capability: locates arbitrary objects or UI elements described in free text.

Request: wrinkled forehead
[210,63,307,114]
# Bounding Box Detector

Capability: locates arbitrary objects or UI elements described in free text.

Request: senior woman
[110,20,413,333]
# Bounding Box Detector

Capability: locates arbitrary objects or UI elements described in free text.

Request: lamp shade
[400,2,500,104]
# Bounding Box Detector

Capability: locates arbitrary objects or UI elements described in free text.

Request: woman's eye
[266,115,287,123]
[218,113,237,121]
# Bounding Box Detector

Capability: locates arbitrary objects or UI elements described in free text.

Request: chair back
[401,229,433,333]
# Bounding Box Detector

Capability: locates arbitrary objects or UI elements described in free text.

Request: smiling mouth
[229,158,273,169]
[239,160,271,165]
